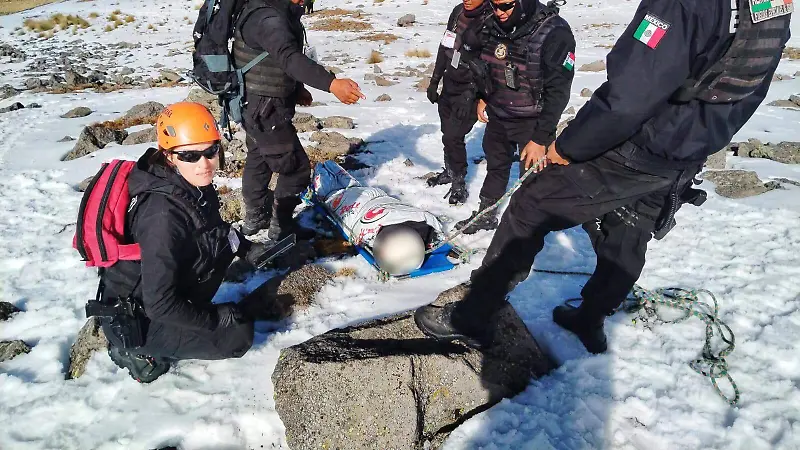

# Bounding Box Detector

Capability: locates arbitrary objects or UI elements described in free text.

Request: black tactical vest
[232,0,302,98]
[672,0,791,103]
[479,4,569,119]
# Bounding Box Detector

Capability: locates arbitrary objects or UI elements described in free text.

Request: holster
[85,281,146,349]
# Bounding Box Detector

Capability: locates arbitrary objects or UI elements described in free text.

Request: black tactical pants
[241,95,312,210]
[455,143,701,322]
[437,85,478,179]
[479,117,536,201]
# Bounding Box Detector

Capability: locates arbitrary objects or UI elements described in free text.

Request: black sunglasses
[170,142,221,163]
[490,0,516,11]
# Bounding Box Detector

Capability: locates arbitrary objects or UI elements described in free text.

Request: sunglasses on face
[170,142,221,163]
[491,0,516,11]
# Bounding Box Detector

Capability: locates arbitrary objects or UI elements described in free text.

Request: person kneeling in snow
[84,103,282,383]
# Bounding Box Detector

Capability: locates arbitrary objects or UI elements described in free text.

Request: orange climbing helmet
[156,102,221,150]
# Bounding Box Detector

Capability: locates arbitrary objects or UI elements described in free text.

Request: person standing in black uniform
[450,0,576,234]
[234,0,365,239]
[426,0,491,205]
[415,0,790,353]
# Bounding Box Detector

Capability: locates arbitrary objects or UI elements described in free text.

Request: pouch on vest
[670,0,790,104]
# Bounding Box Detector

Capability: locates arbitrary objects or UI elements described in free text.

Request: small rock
[397,13,416,27]
[403,158,414,167]
[578,60,606,71]
[0,302,21,321]
[322,116,355,129]
[580,88,594,97]
[65,69,88,87]
[63,125,129,161]
[364,73,378,81]
[123,101,165,121]
[564,106,576,115]
[153,63,165,68]
[326,66,344,75]
[0,340,30,363]
[374,64,383,74]
[415,77,431,92]
[159,70,183,82]
[791,95,800,107]
[117,42,140,49]
[704,149,727,170]
[122,127,157,145]
[25,77,43,89]
[28,103,41,109]
[119,67,135,76]
[375,76,398,87]
[66,317,108,379]
[0,102,24,114]
[58,135,76,142]
[1,84,20,100]
[167,49,182,57]
[76,175,94,192]
[556,117,573,136]
[293,112,323,133]
[60,106,93,119]
[218,187,244,223]
[768,99,798,108]
[703,170,776,198]
[375,94,392,102]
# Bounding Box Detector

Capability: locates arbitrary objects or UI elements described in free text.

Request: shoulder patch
[562,51,575,71]
[633,13,670,49]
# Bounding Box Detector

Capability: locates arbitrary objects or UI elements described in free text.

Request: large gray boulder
[186,88,222,118]
[703,170,779,198]
[272,283,553,449]
[397,13,416,27]
[122,127,157,145]
[1,84,19,100]
[309,131,364,156]
[293,112,322,133]
[66,317,109,379]
[0,340,31,363]
[322,116,355,129]
[733,139,800,165]
[705,149,727,170]
[63,125,128,161]
[123,101,164,122]
[60,106,93,118]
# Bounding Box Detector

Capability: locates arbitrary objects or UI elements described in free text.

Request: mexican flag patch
[563,52,575,71]
[633,13,670,49]
[749,0,793,23]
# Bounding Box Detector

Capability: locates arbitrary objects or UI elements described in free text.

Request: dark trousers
[241,95,312,209]
[438,86,478,179]
[457,143,700,322]
[479,117,535,201]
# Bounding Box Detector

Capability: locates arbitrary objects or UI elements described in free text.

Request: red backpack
[74,159,141,268]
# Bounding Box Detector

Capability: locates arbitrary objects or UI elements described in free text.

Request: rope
[425,157,547,255]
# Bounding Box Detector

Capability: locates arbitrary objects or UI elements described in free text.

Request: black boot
[414,302,489,349]
[427,158,455,187]
[108,346,170,383]
[454,196,499,234]
[552,303,608,354]
[445,174,468,205]
[269,196,317,241]
[241,192,274,236]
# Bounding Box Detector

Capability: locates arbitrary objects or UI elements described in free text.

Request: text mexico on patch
[634,13,670,49]
[749,0,793,23]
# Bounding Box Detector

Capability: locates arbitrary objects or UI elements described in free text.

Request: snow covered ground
[1,0,800,448]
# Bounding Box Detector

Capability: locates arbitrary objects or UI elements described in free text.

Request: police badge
[495,42,508,60]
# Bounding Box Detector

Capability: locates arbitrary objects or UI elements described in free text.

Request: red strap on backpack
[73,160,142,268]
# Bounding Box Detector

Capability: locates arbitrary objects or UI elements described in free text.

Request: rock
[578,60,606,71]
[738,141,800,165]
[76,175,94,192]
[791,95,800,106]
[65,69,88,87]
[218,188,244,223]
[326,66,344,75]
[703,170,777,198]
[186,88,221,118]
[0,340,30,363]
[310,131,364,157]
[122,127,157,145]
[364,73,378,81]
[116,42,140,49]
[768,99,798,108]
[374,64,383,74]
[58,135,76,143]
[60,106,93,118]
[272,283,553,449]
[25,77,43,89]
[123,101,164,121]
[416,77,431,92]
[1,84,19,100]
[556,117,573,136]
[153,62,165,68]
[293,112,323,133]
[580,87,593,97]
[0,302,21,321]
[66,317,108,379]
[375,94,392,102]
[63,125,129,161]
[404,158,414,167]
[0,102,24,114]
[704,149,727,170]
[120,67,135,76]
[375,76,397,87]
[159,70,183,83]
[0,43,25,61]
[564,106,576,114]
[322,116,355,129]
[397,13,416,27]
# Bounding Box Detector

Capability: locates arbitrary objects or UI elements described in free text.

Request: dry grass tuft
[367,49,383,64]
[357,32,399,44]
[0,0,60,15]
[312,8,365,18]
[783,47,800,59]
[125,15,135,23]
[309,17,372,32]
[313,238,356,257]
[405,48,431,58]
[93,115,158,130]
[334,267,357,278]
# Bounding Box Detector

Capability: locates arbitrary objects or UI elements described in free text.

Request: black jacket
[238,0,334,93]
[431,2,491,89]
[556,0,790,163]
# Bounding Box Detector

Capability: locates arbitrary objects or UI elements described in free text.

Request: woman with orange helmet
[101,102,280,383]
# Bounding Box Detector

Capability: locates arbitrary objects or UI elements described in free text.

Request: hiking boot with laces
[427,167,454,187]
[269,196,317,241]
[552,303,608,354]
[445,177,468,205]
[454,196,499,234]
[108,346,170,383]
[414,302,488,349]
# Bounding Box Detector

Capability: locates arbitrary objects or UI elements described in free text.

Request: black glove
[244,241,278,269]
[216,303,247,328]
[427,79,440,104]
